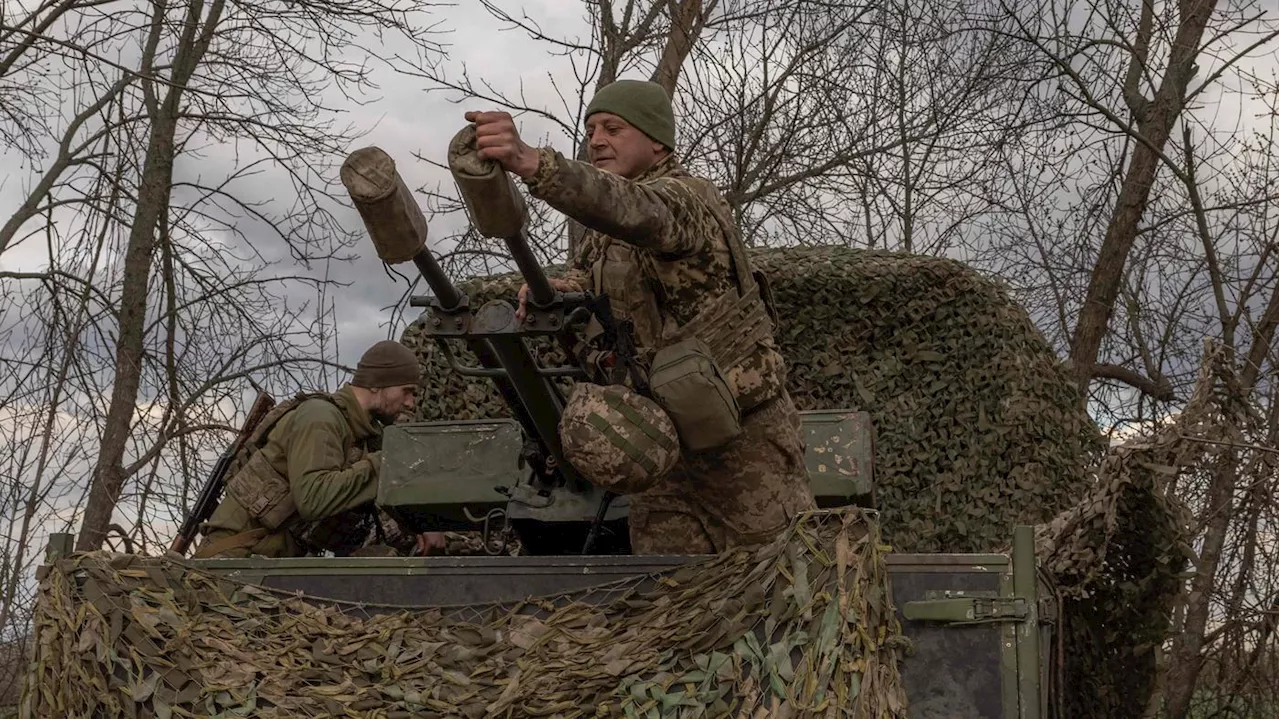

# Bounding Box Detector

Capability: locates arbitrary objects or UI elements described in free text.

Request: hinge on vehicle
[902,595,1028,624]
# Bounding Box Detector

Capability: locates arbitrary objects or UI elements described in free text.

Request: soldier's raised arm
[521,148,710,258]
[464,85,714,259]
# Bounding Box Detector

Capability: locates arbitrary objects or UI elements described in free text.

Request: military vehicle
[33,135,1061,718]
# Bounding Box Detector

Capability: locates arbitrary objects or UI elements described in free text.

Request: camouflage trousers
[629,391,816,555]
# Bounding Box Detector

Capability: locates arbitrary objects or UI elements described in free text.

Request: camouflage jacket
[524,149,785,410]
[200,384,382,557]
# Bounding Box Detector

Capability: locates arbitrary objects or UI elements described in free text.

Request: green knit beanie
[585,80,676,151]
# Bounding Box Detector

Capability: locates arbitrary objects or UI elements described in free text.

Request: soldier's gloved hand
[517,277,582,323]
[415,531,447,556]
[464,110,540,180]
[367,450,383,474]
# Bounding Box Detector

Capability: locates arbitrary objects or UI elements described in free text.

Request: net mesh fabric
[24,509,910,718]
[403,245,1195,716]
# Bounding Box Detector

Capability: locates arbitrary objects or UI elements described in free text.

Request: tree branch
[1092,362,1177,401]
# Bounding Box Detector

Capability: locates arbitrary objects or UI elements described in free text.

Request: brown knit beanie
[352,340,421,389]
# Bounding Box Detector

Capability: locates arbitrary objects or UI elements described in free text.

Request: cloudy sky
[0,0,607,378]
[284,1,604,370]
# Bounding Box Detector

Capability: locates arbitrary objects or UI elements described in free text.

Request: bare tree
[971,2,1277,711]
[0,0,128,161]
[1157,110,1277,719]
[676,0,1046,257]
[0,0,447,552]
[997,0,1277,398]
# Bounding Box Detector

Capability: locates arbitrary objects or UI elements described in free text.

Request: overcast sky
[302,1,603,370]
[0,0,606,378]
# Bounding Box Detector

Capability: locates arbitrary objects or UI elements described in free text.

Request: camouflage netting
[403,245,1209,718]
[403,246,1103,554]
[1034,344,1248,717]
[23,508,908,718]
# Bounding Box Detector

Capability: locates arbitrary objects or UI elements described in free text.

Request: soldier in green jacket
[465,80,816,555]
[195,340,444,558]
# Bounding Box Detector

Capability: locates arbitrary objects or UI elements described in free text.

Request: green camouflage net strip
[1034,342,1252,718]
[23,508,908,719]
[403,246,1102,555]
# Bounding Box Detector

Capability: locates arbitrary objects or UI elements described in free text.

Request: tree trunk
[650,0,706,96]
[75,128,178,550]
[1161,446,1238,719]
[76,0,225,550]
[1067,0,1219,395]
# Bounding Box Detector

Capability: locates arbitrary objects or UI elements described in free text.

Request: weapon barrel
[502,230,555,307]
[411,249,465,311]
[447,124,555,305]
[403,246,568,488]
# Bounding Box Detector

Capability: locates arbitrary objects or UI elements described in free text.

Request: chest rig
[223,393,378,554]
[584,179,778,451]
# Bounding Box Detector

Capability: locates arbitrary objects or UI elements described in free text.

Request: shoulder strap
[676,176,756,294]
[689,181,779,323]
[711,200,757,295]
[244,391,339,453]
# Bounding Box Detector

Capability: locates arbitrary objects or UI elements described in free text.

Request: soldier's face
[585,113,666,179]
[371,384,417,424]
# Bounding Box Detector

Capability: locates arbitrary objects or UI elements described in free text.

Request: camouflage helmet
[560,383,680,494]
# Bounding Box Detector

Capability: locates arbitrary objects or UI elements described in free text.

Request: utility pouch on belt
[649,337,742,452]
[224,454,297,530]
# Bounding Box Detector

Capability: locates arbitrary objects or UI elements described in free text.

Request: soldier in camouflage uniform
[465,80,816,555]
[195,341,446,559]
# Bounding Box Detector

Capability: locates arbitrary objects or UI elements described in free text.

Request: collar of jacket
[332,384,379,442]
[634,152,689,183]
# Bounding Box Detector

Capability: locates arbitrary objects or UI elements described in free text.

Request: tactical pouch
[649,338,742,452]
[224,452,297,530]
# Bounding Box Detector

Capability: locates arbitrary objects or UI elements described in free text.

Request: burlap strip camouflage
[23,508,909,718]
[1034,342,1257,719]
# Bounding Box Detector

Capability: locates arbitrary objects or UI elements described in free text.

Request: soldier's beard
[370,408,399,426]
